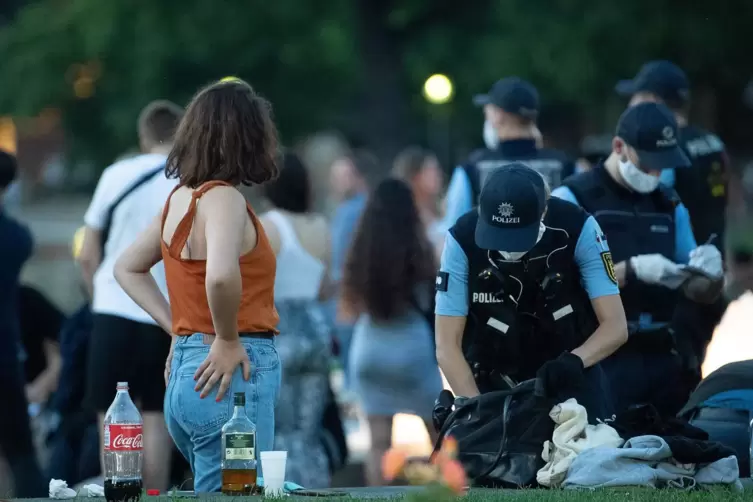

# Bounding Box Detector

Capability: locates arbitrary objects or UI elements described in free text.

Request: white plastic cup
[260,451,287,496]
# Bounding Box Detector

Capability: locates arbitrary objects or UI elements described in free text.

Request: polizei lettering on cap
[492,214,520,224]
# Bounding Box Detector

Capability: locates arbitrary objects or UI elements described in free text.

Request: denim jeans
[164,334,281,493]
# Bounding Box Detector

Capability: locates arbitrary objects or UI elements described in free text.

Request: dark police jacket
[562,166,679,327]
[675,125,727,248]
[464,139,575,203]
[448,197,597,386]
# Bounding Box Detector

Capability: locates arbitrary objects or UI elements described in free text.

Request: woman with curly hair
[340,178,443,486]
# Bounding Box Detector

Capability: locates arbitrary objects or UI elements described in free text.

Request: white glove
[688,245,723,278]
[630,254,682,286]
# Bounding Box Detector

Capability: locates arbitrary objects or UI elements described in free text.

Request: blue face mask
[498,222,547,261]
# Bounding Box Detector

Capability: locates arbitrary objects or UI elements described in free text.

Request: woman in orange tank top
[114,78,281,493]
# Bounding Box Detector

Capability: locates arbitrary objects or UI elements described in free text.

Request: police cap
[475,162,546,252]
[473,77,539,120]
[616,102,691,172]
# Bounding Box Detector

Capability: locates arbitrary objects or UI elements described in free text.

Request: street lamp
[422,74,454,105]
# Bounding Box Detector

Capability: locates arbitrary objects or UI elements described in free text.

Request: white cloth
[264,210,325,301]
[49,479,77,499]
[563,435,742,490]
[84,153,177,324]
[49,479,104,498]
[630,254,682,287]
[689,245,723,278]
[536,398,624,488]
[81,484,105,497]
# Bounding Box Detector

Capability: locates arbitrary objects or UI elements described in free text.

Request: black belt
[239,331,275,339]
[200,332,275,344]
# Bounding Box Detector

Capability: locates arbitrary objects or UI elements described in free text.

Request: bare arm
[570,294,628,368]
[435,314,479,397]
[203,188,249,341]
[77,227,102,299]
[113,215,172,333]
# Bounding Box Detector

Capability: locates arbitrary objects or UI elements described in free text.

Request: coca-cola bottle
[103,382,144,502]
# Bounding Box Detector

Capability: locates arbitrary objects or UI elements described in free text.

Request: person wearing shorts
[77,100,184,491]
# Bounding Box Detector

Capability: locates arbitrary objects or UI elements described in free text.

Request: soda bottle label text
[105,424,144,451]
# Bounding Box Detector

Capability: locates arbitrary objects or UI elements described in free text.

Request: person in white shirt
[76,100,183,491]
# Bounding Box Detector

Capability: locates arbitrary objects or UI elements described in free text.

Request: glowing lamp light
[423,74,454,105]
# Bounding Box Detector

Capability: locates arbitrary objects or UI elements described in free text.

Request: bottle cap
[116,381,129,390]
[233,392,245,406]
[147,489,160,496]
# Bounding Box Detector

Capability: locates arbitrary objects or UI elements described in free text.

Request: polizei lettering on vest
[491,215,521,224]
[472,292,503,303]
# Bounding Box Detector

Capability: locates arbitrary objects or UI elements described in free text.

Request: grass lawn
[285,490,749,501]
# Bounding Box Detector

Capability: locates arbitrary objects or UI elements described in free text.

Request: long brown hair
[341,178,436,321]
[166,78,279,188]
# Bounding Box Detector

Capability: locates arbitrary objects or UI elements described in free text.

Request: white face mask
[483,120,499,149]
[498,222,547,261]
[618,158,660,194]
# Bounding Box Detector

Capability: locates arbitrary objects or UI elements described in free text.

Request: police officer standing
[616,60,729,250]
[435,162,627,420]
[553,102,725,416]
[442,78,575,229]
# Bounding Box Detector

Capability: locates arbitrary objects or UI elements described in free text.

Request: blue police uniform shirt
[442,167,474,231]
[550,186,697,265]
[436,216,619,316]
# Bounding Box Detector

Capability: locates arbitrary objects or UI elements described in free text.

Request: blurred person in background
[47,226,99,486]
[340,178,443,486]
[392,146,445,257]
[443,77,575,229]
[77,100,184,490]
[0,149,46,497]
[18,285,65,408]
[575,134,613,174]
[260,151,333,488]
[617,60,728,251]
[554,102,724,415]
[114,78,281,492]
[327,150,377,391]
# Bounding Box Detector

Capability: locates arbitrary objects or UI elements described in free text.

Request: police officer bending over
[553,102,725,416]
[435,162,627,421]
[442,77,575,229]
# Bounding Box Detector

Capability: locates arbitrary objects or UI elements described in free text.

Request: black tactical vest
[563,166,678,326]
[449,197,598,387]
[674,126,727,249]
[464,140,573,203]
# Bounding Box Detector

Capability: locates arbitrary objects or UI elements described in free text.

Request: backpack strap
[100,163,165,255]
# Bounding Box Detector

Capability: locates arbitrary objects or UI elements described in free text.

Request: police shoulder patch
[436,271,449,292]
[600,251,617,285]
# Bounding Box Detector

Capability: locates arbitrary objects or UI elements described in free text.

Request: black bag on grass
[431,380,555,488]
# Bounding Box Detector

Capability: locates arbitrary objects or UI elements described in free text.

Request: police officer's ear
[612,136,627,156]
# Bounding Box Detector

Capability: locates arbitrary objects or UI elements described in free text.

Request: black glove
[535,352,585,401]
[432,389,455,433]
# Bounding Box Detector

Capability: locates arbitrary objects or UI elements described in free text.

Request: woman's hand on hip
[194,337,252,401]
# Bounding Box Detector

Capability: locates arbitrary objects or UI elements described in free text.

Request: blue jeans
[164,334,281,493]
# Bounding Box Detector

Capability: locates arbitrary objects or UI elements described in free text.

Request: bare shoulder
[199,185,247,214]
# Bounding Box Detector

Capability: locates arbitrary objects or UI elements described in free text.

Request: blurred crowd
[0,60,751,496]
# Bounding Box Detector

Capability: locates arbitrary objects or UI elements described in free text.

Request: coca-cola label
[105,424,143,451]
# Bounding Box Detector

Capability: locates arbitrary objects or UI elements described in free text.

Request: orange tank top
[160,180,279,336]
